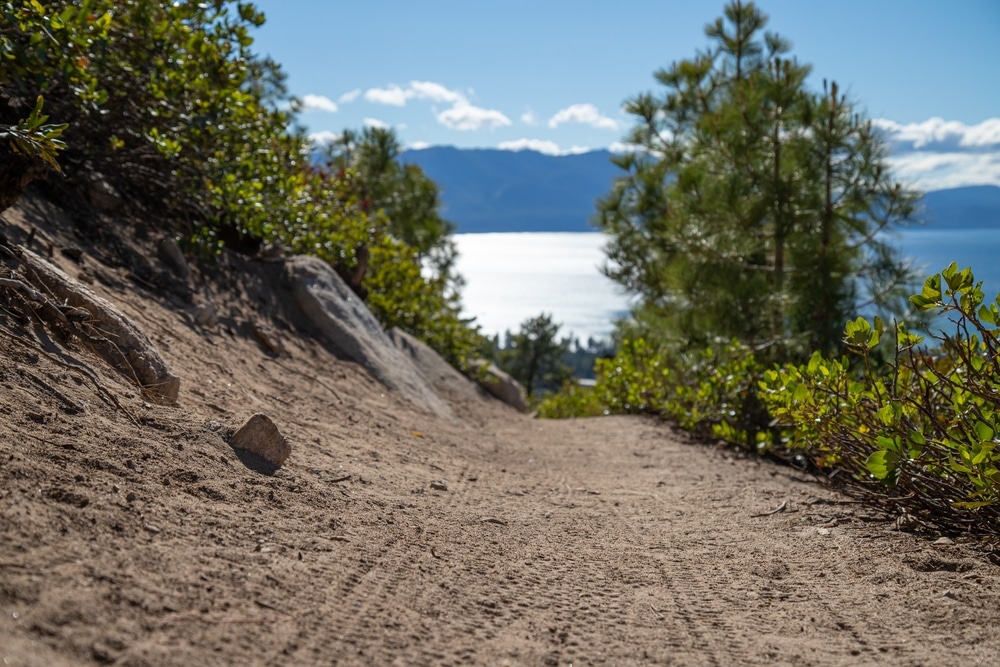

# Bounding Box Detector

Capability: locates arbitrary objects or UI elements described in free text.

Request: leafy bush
[0,0,485,369]
[544,263,1000,534]
[536,382,605,419]
[761,264,1000,534]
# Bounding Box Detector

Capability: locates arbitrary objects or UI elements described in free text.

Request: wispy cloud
[889,152,1000,191]
[608,141,641,154]
[363,80,509,132]
[363,80,465,107]
[874,117,1000,151]
[407,141,431,151]
[498,139,590,156]
[520,110,538,126]
[308,130,340,146]
[364,84,410,106]
[874,117,1000,189]
[549,103,619,131]
[300,94,338,113]
[410,80,465,104]
[438,102,511,131]
[363,117,390,130]
[338,88,361,104]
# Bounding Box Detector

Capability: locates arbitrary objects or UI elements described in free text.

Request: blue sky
[249,0,1000,190]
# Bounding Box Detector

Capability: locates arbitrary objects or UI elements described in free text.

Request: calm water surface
[453,229,1000,341]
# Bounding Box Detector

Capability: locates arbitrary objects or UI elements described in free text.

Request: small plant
[2,96,67,172]
[761,263,1000,534]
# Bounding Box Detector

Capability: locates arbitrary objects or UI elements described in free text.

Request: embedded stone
[230,413,291,467]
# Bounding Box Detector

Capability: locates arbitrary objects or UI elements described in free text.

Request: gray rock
[389,327,482,402]
[286,255,452,418]
[470,360,527,412]
[157,237,191,280]
[193,302,217,328]
[230,413,291,467]
[84,172,122,213]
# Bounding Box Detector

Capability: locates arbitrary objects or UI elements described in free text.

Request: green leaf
[866,450,898,480]
[975,421,995,442]
[952,500,995,509]
[921,274,943,302]
[972,444,995,466]
[877,403,894,426]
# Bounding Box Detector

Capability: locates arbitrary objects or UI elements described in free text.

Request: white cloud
[361,80,510,132]
[520,110,538,126]
[498,139,590,156]
[875,117,1000,150]
[548,103,620,131]
[338,88,361,104]
[308,130,340,146]
[437,101,511,131]
[363,117,390,130]
[410,80,464,104]
[609,141,641,154]
[364,80,466,107]
[407,141,431,151]
[888,151,1000,190]
[869,117,1000,189]
[364,84,411,106]
[300,94,338,113]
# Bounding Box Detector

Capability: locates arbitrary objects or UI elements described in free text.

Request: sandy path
[2,193,1000,666]
[4,398,1000,666]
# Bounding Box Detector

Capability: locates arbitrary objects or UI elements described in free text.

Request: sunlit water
[452,233,630,341]
[453,229,1000,342]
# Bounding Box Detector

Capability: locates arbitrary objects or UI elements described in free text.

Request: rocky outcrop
[388,327,483,403]
[12,246,181,402]
[286,255,452,418]
[470,360,527,412]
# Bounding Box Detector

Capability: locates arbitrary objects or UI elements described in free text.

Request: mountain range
[400,147,1000,233]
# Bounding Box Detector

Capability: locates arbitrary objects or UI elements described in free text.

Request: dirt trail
[3,193,1000,666]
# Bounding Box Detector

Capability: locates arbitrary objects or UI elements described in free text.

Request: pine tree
[599,0,917,360]
[498,314,572,398]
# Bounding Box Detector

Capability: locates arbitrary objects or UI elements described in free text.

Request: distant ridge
[921,186,1000,230]
[400,146,1000,234]
[400,147,620,233]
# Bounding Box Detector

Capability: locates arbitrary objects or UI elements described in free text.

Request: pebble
[230,413,291,467]
[816,527,831,537]
[934,537,955,546]
[430,480,448,491]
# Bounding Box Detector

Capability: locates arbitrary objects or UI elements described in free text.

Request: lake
[453,229,1000,342]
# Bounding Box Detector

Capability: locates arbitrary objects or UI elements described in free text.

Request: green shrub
[544,263,1000,534]
[0,0,485,369]
[761,263,1000,534]
[536,382,605,419]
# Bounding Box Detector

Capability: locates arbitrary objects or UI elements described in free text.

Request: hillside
[922,185,1000,229]
[402,147,1000,233]
[2,187,1000,666]
[400,147,620,232]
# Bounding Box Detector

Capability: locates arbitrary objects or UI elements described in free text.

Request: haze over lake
[454,230,1000,342]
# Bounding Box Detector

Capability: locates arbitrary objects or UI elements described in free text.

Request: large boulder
[469,360,528,412]
[286,255,452,418]
[388,327,483,403]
